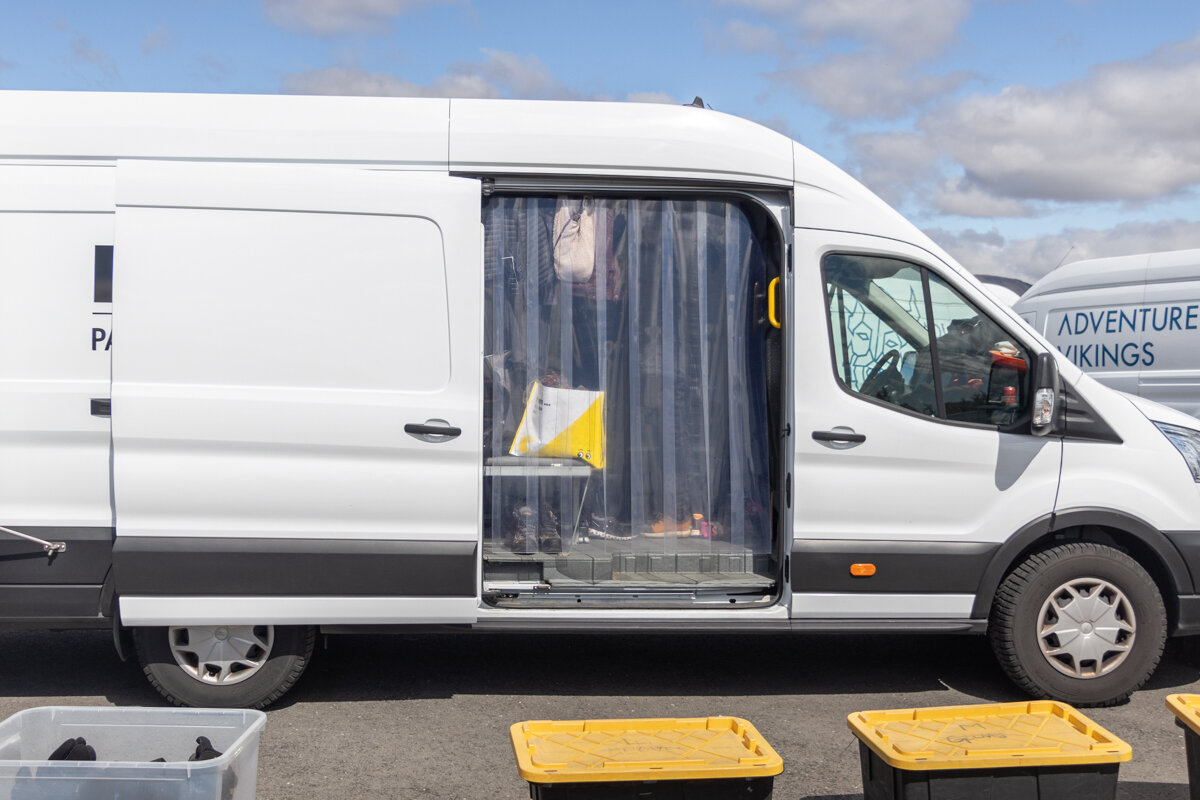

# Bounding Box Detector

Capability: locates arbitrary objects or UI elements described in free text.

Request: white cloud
[470,50,577,100]
[263,0,451,35]
[710,19,786,56]
[723,0,968,53]
[283,65,498,97]
[282,50,671,103]
[838,34,1200,222]
[626,92,677,104]
[141,25,169,56]
[918,36,1200,210]
[723,0,973,120]
[771,54,971,121]
[55,20,119,83]
[844,130,941,207]
[196,55,233,85]
[930,219,1200,283]
[934,176,1035,218]
[791,0,969,59]
[755,114,793,136]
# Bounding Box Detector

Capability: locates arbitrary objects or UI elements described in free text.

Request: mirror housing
[1031,351,1062,436]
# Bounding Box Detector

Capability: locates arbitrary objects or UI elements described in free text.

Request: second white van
[1014,249,1200,419]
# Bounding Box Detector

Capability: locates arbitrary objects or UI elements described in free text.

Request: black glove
[47,737,96,761]
[189,736,223,762]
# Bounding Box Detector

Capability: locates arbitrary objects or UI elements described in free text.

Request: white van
[2,91,1199,709]
[1013,249,1200,419]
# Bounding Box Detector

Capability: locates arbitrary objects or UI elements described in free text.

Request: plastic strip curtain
[482,195,771,579]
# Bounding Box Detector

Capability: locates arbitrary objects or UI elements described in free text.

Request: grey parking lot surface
[1,628,1199,799]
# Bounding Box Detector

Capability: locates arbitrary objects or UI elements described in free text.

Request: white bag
[552,196,596,283]
[510,381,605,468]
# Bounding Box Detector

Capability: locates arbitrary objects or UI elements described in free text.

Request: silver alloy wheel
[1037,577,1136,679]
[168,625,274,686]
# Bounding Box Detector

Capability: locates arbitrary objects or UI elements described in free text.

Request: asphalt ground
[2,628,1200,798]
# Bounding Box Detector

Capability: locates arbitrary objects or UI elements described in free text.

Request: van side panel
[789,229,1063,620]
[1057,373,1200,535]
[1032,282,1147,397]
[1138,251,1200,418]
[0,165,115,621]
[111,163,483,625]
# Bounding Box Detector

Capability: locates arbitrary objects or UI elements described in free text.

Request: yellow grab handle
[768,277,782,329]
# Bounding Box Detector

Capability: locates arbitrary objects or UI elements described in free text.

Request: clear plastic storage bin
[0,706,266,800]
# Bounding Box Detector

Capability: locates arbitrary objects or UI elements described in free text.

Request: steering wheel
[862,349,900,390]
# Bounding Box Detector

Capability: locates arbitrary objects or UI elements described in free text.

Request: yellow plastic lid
[510,716,783,784]
[1166,694,1200,735]
[847,701,1131,771]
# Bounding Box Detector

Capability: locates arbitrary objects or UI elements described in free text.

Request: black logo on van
[92,245,113,351]
[94,245,113,303]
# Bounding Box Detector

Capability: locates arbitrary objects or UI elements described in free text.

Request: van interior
[480,193,785,606]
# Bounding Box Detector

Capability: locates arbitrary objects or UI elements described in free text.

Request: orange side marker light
[850,563,876,577]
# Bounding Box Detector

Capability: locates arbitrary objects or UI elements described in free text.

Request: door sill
[482,582,777,610]
[473,602,790,628]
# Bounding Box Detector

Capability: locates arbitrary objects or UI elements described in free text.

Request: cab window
[823,254,1030,428]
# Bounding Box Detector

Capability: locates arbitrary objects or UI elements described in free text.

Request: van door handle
[405,422,462,439]
[812,429,866,444]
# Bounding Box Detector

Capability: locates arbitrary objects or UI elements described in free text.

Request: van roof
[0,90,955,278]
[1020,248,1200,301]
[0,91,795,186]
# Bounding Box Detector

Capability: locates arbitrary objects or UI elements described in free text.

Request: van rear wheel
[989,542,1166,706]
[133,624,315,709]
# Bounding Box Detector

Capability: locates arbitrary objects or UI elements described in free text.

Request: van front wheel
[133,624,315,709]
[989,542,1166,706]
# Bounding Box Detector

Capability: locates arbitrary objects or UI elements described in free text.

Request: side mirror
[1031,351,1062,437]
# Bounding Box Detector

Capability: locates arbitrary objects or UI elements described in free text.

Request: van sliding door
[481,194,786,605]
[111,161,482,626]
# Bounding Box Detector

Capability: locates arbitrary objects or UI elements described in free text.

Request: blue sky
[5,0,1200,282]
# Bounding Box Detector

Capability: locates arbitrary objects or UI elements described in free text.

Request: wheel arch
[971,508,1194,630]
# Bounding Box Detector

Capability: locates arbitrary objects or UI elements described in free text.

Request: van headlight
[1156,422,1200,482]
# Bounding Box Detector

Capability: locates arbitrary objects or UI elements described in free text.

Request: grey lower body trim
[1175,594,1200,636]
[0,585,104,620]
[1162,530,1200,596]
[791,539,998,594]
[113,537,477,597]
[0,526,113,624]
[787,619,985,634]
[0,526,114,584]
[469,619,792,633]
[421,618,984,633]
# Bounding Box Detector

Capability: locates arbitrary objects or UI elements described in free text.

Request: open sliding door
[480,192,788,607]
[111,161,482,625]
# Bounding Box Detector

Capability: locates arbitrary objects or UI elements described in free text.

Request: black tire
[133,624,315,709]
[989,542,1166,706]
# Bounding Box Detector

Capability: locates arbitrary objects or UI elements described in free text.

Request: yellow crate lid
[509,716,783,784]
[1166,694,1200,735]
[847,701,1131,771]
